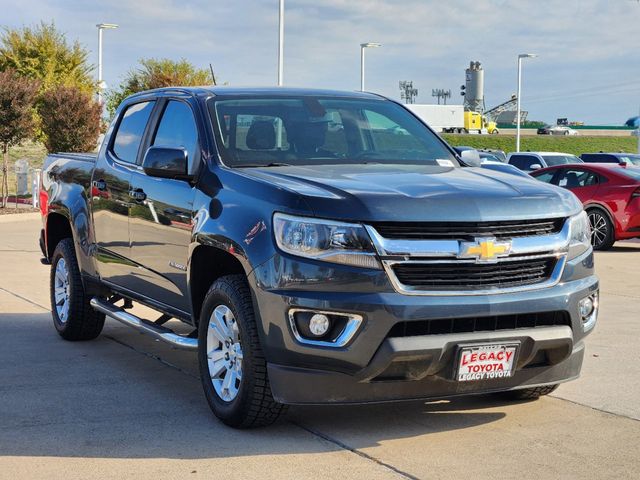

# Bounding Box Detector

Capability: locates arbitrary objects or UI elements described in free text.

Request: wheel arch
[584,202,617,236]
[189,244,248,324]
[45,211,73,260]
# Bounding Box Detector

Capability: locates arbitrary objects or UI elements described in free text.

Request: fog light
[579,297,594,318]
[309,314,330,337]
[579,292,598,332]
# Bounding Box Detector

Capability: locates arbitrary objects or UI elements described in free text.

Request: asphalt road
[1,214,638,480]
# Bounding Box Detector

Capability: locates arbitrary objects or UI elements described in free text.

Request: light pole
[277,0,284,86]
[360,42,381,92]
[516,53,537,152]
[96,23,118,105]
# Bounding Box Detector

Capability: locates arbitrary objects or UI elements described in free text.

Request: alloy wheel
[206,304,243,402]
[588,211,608,248]
[53,258,70,323]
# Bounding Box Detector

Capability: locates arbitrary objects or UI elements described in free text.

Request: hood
[241,164,582,222]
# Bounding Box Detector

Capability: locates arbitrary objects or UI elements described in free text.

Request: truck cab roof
[126,86,385,101]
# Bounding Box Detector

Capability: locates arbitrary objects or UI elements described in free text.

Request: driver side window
[556,169,598,189]
[152,101,199,171]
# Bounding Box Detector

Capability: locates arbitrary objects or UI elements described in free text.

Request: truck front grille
[391,257,557,290]
[370,218,565,240]
[387,311,570,337]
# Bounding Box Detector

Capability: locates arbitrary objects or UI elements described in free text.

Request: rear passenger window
[112,101,155,163]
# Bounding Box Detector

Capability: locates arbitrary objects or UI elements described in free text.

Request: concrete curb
[0,212,41,224]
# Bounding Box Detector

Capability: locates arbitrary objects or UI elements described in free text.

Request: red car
[531,163,640,250]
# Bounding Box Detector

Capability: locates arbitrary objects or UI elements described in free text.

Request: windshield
[208,96,458,167]
[542,155,582,166]
[617,155,640,166]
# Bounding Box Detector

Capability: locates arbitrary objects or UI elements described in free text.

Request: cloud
[2,0,639,123]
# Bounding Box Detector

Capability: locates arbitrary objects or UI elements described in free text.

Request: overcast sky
[2,0,639,124]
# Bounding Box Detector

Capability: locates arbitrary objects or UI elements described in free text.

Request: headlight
[273,213,381,269]
[568,210,591,259]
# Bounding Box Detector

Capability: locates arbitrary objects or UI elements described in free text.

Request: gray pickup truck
[39,87,599,428]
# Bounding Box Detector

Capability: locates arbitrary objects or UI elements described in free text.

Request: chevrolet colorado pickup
[39,87,599,428]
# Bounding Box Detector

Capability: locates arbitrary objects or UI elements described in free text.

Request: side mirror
[530,164,542,171]
[142,147,191,180]
[459,149,482,167]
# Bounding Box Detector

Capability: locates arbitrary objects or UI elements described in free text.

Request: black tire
[587,208,615,251]
[198,275,286,428]
[501,384,559,400]
[50,238,105,340]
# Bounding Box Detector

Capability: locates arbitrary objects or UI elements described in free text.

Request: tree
[39,86,102,154]
[106,58,213,117]
[0,22,95,95]
[0,69,39,207]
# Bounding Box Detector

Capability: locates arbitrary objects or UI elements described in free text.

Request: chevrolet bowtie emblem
[459,237,512,262]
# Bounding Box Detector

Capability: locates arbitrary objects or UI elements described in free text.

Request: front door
[92,100,156,286]
[127,99,199,313]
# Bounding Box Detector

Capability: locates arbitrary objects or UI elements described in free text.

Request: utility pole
[278,0,284,86]
[96,23,118,105]
[360,43,381,91]
[516,53,537,152]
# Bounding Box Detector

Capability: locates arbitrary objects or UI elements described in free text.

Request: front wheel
[588,208,615,250]
[500,384,559,400]
[198,275,286,428]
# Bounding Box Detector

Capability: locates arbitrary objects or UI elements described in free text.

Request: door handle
[92,179,107,191]
[129,188,147,202]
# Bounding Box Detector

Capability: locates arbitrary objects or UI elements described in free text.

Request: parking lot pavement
[1,216,638,480]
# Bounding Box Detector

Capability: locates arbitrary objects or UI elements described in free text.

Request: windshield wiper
[234,162,292,168]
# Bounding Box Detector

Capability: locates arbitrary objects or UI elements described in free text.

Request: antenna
[399,81,418,104]
[209,64,217,86]
[432,88,452,105]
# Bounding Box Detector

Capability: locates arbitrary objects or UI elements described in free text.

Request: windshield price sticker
[436,159,455,167]
[457,344,518,382]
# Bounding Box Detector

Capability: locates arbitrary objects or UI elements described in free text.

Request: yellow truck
[464,111,499,134]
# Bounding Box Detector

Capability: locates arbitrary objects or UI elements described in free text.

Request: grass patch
[441,134,638,157]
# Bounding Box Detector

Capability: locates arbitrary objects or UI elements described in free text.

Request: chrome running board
[90,297,198,351]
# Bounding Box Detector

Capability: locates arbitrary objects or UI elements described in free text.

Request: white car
[544,125,579,136]
[507,151,583,172]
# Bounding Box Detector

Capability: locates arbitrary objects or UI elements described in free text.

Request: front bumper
[249,249,598,405]
[268,335,583,404]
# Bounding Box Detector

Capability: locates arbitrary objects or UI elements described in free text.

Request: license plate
[457,343,518,382]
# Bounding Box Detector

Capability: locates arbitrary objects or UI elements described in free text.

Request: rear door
[554,167,601,203]
[92,100,156,286]
[127,98,199,313]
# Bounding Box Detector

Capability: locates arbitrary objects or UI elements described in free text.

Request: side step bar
[90,297,198,351]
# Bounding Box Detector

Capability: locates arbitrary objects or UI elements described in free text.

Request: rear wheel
[50,238,105,340]
[198,275,286,428]
[501,384,559,400]
[587,208,615,250]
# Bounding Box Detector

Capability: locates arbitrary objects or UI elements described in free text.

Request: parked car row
[530,163,640,250]
[455,146,640,251]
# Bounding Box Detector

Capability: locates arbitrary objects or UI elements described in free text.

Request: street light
[277,0,284,86]
[96,23,118,105]
[516,53,537,152]
[360,42,382,92]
